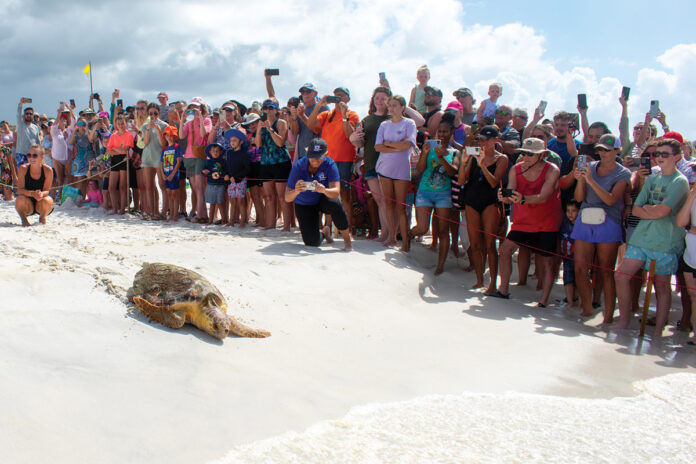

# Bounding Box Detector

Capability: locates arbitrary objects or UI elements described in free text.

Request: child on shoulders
[409,65,430,114]
[476,82,503,122]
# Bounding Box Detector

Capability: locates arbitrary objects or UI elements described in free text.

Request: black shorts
[247,161,262,188]
[259,160,292,183]
[111,154,127,172]
[507,230,558,257]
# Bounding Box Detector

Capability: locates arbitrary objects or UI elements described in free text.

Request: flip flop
[488,291,510,300]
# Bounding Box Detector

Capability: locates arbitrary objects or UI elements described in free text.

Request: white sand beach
[1,201,695,463]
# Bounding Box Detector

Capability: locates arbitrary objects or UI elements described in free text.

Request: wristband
[520,195,526,205]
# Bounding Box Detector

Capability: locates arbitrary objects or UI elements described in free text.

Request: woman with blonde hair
[15,144,54,226]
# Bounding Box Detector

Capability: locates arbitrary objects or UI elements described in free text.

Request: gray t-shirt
[582,161,631,225]
[295,103,329,158]
[16,105,41,154]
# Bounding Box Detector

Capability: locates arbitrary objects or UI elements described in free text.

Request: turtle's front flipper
[133,296,186,329]
[228,317,271,338]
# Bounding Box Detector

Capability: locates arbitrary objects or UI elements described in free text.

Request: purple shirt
[375,118,417,181]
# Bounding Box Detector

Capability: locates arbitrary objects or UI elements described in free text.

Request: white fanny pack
[581,207,606,225]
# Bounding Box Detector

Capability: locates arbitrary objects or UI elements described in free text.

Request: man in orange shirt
[307,87,360,231]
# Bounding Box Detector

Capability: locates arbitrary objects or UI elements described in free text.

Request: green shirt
[629,170,689,254]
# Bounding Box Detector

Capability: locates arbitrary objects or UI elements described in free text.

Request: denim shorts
[415,189,452,209]
[562,258,576,285]
[335,161,354,190]
[364,168,378,180]
[570,216,623,244]
[624,245,678,275]
[205,183,226,205]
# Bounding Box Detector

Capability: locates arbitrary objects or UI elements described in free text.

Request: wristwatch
[520,195,526,205]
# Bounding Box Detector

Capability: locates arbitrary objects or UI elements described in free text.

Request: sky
[1,0,695,141]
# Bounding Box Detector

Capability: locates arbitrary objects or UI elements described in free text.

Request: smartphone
[577,93,588,110]
[265,68,279,76]
[502,188,514,198]
[538,100,547,114]
[650,100,660,117]
[569,113,580,130]
[379,72,386,81]
[25,97,33,103]
[93,93,100,101]
[70,98,76,107]
[428,139,441,148]
[304,180,317,191]
[621,86,631,101]
[465,146,480,156]
[577,154,588,171]
[326,96,341,104]
[117,98,123,107]
[640,157,651,170]
[260,112,268,122]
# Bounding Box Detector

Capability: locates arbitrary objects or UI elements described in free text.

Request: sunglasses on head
[495,109,511,116]
[27,153,40,158]
[653,150,673,158]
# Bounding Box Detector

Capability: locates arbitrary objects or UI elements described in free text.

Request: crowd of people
[2,65,696,343]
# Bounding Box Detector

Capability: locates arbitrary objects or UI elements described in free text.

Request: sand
[1,200,695,463]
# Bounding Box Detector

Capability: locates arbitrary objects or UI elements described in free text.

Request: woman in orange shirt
[107,115,135,214]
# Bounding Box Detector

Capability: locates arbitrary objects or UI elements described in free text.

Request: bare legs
[366,177,389,242]
[15,195,54,226]
[465,204,501,293]
[378,176,409,251]
[574,240,619,321]
[262,181,289,230]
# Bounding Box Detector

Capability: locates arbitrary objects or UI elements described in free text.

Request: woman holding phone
[572,133,630,321]
[408,115,459,274]
[459,125,508,292]
[374,95,418,251]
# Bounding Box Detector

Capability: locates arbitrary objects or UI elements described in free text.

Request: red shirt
[511,161,562,233]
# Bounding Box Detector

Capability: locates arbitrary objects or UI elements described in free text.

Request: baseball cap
[299,83,317,93]
[98,111,109,119]
[662,131,684,144]
[595,133,620,151]
[307,138,328,159]
[424,86,442,97]
[190,96,205,105]
[163,125,179,137]
[221,103,237,112]
[333,87,350,98]
[516,137,547,155]
[478,125,500,139]
[83,108,96,115]
[157,92,168,99]
[453,87,473,97]
[445,101,463,112]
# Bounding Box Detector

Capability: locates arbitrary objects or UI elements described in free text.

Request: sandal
[488,291,510,300]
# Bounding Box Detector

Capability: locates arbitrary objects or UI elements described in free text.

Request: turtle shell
[131,262,226,310]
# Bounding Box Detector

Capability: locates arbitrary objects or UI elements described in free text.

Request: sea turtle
[129,262,270,340]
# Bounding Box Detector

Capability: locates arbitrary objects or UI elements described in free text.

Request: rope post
[639,259,657,337]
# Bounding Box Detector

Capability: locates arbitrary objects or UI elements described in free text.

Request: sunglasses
[25,113,34,117]
[148,112,159,116]
[27,153,40,158]
[299,89,314,94]
[495,110,511,116]
[521,152,538,157]
[136,107,146,111]
[633,126,642,131]
[653,150,673,158]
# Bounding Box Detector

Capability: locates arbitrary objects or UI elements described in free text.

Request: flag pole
[89,60,93,101]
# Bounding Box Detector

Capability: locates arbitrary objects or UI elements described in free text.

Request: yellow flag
[83,64,90,74]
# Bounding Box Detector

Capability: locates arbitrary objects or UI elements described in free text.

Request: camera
[326,96,342,104]
[260,112,267,122]
[502,188,514,198]
[265,68,280,76]
[465,146,480,156]
[92,93,101,101]
[304,181,317,191]
[640,157,651,170]
[117,99,123,107]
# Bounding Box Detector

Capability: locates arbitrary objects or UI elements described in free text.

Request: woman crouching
[15,144,54,226]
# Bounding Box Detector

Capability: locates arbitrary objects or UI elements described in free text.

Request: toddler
[476,82,503,121]
[560,200,580,307]
[160,126,183,222]
[82,180,103,207]
[409,65,430,114]
[224,129,250,227]
[202,143,228,224]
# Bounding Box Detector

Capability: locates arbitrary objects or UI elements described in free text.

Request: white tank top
[683,199,696,269]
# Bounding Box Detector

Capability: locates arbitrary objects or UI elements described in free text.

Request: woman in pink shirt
[178,101,212,222]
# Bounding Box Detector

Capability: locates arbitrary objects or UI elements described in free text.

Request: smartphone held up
[650,100,660,118]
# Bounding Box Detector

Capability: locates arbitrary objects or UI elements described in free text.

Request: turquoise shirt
[418,147,455,193]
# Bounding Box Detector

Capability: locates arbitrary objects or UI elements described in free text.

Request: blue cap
[262,99,279,110]
[205,142,224,158]
[333,87,350,98]
[299,83,317,93]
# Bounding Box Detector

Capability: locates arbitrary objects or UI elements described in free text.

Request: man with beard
[15,97,41,169]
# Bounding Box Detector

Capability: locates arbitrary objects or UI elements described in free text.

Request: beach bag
[581,207,606,225]
[61,185,81,203]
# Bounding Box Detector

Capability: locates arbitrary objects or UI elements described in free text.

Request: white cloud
[0,0,693,142]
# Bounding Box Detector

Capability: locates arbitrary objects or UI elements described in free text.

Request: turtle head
[201,293,230,340]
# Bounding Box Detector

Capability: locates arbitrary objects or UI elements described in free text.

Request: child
[223,129,250,227]
[202,143,228,224]
[159,126,183,222]
[82,180,103,207]
[408,65,430,114]
[560,200,580,308]
[476,82,503,122]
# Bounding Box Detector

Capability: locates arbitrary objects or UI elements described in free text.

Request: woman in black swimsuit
[458,125,508,293]
[15,144,54,227]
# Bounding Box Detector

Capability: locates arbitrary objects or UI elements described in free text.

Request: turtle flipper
[228,317,271,338]
[133,296,186,329]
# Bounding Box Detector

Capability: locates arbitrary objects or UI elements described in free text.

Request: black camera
[260,112,267,122]
[92,93,101,101]
[502,188,514,198]
[326,96,342,104]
